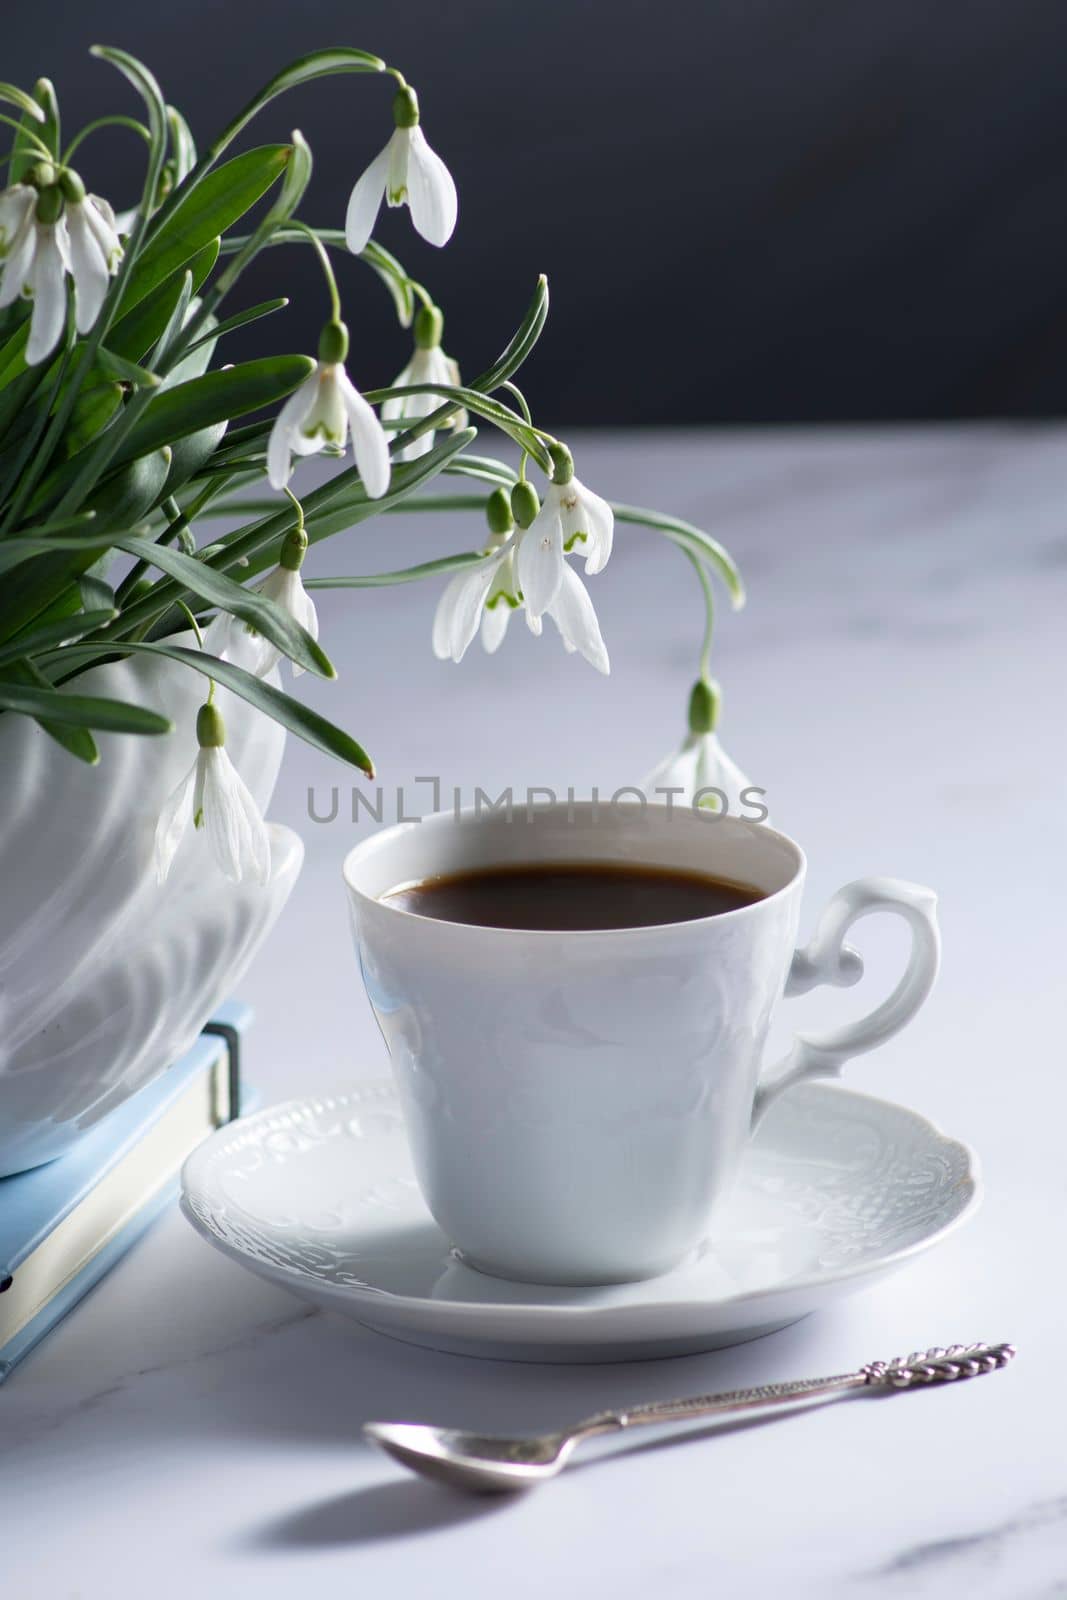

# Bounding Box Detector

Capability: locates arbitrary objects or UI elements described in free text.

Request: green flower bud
[688,678,720,735]
[548,442,574,485]
[196,701,226,748]
[510,480,540,529]
[28,159,57,191]
[485,487,514,537]
[58,168,86,204]
[34,185,64,225]
[280,525,309,572]
[393,86,420,129]
[414,304,444,350]
[317,319,350,366]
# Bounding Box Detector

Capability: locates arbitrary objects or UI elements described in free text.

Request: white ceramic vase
[0,630,303,1177]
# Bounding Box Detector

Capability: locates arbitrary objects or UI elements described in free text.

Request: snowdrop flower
[345,85,457,255]
[641,681,762,816]
[381,304,465,461]
[267,320,390,498]
[432,486,610,673]
[0,170,122,363]
[516,446,614,622]
[155,701,271,886]
[62,178,123,332]
[205,525,318,679]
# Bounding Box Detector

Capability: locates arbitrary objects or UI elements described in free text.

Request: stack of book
[0,1001,250,1381]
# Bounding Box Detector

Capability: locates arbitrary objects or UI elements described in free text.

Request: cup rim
[342,802,806,938]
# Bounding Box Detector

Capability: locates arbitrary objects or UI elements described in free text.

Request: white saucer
[180,1082,979,1363]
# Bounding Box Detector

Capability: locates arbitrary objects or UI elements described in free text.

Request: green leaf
[306,553,487,589]
[161,419,228,497]
[122,145,290,316]
[107,239,219,362]
[367,380,549,468]
[64,382,124,457]
[8,80,59,184]
[361,241,414,329]
[0,609,119,668]
[180,297,288,357]
[0,321,30,389]
[0,83,45,123]
[0,678,171,735]
[83,447,173,528]
[612,503,746,608]
[78,573,118,613]
[111,355,314,465]
[89,48,167,227]
[444,455,517,487]
[271,128,312,222]
[95,348,160,389]
[90,47,166,140]
[205,48,384,162]
[166,104,197,183]
[112,534,335,678]
[1,659,99,763]
[57,641,373,774]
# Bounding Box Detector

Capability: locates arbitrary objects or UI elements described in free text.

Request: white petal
[692,734,756,814]
[263,566,319,678]
[154,761,196,883]
[338,370,391,499]
[267,370,319,489]
[386,128,410,204]
[0,185,34,250]
[481,599,511,654]
[65,204,110,333]
[83,196,123,268]
[516,503,564,618]
[380,356,415,424]
[432,571,465,659]
[300,365,347,445]
[26,224,70,364]
[577,481,615,575]
[345,141,391,254]
[202,748,271,885]
[545,563,610,674]
[640,738,702,802]
[405,126,458,246]
[205,607,278,678]
[432,557,499,662]
[0,205,36,309]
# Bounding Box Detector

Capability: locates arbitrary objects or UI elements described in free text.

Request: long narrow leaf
[0,679,171,734]
[0,609,118,667]
[110,534,335,677]
[112,355,314,465]
[55,641,373,774]
[2,658,99,763]
[611,503,746,608]
[120,145,290,317]
[306,553,486,589]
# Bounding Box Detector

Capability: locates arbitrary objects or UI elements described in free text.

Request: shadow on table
[244,1479,508,1549]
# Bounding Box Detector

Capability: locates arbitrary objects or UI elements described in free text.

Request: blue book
[0,1001,251,1382]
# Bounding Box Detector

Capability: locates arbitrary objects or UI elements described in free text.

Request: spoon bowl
[363,1422,580,1493]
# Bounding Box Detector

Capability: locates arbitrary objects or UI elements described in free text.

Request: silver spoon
[364,1340,1015,1494]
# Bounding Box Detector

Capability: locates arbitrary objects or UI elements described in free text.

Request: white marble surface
[4,427,1065,1598]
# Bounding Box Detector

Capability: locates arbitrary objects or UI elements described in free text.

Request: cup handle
[751,877,941,1129]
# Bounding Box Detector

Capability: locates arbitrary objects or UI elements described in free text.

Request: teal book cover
[0,1001,251,1382]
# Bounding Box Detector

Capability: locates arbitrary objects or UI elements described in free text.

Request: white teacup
[343,803,940,1286]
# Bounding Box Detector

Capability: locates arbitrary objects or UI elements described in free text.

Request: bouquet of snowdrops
[0,45,749,884]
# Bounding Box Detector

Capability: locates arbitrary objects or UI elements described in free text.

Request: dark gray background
[7,0,1067,424]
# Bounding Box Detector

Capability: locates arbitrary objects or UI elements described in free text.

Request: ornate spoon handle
[577,1342,1016,1435]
